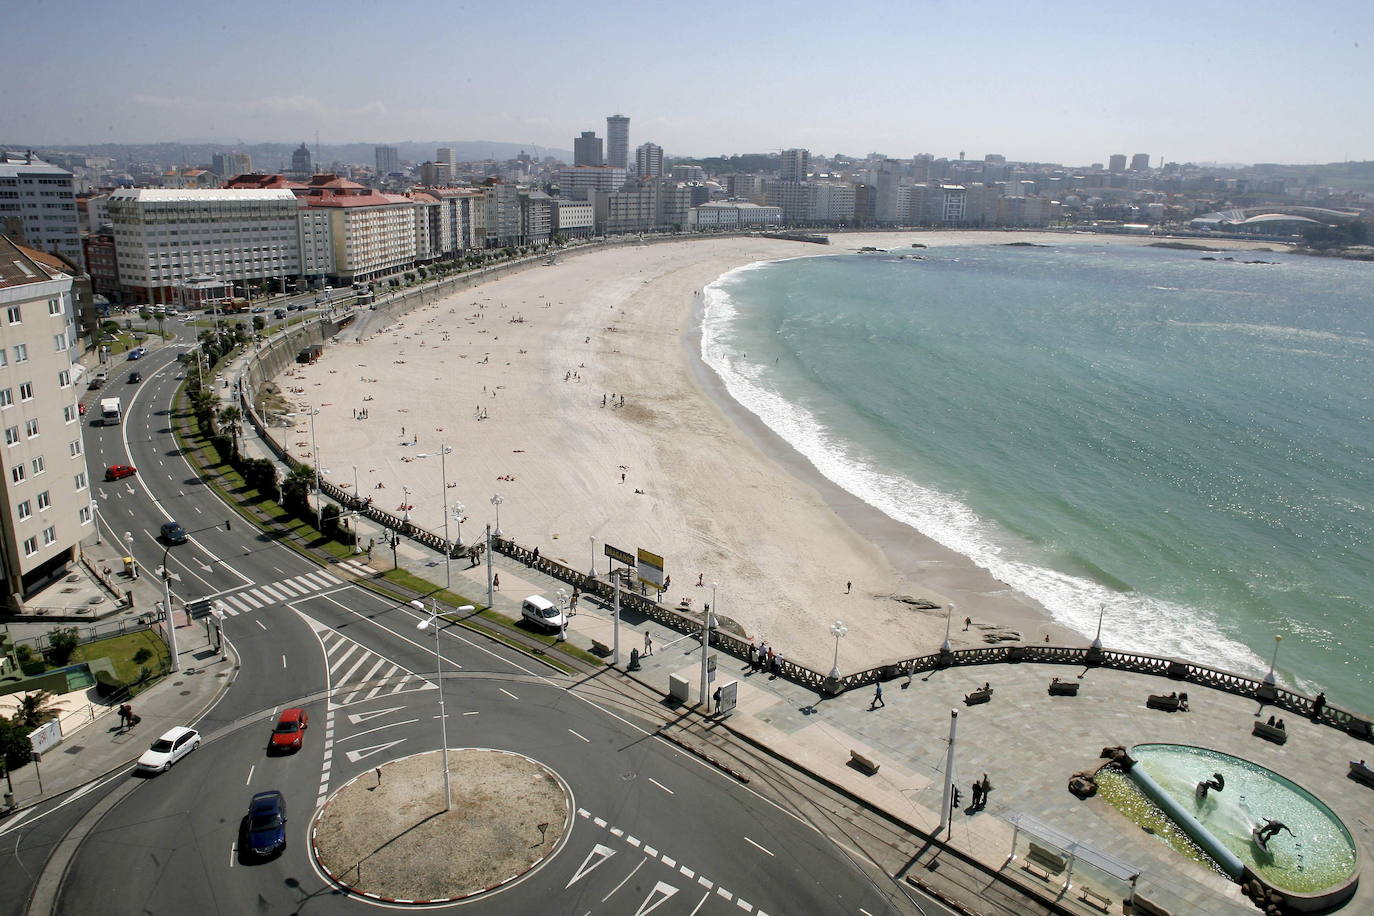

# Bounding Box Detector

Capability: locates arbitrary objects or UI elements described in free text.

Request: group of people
[969,773,993,810]
[116,704,140,730]
[749,641,784,677]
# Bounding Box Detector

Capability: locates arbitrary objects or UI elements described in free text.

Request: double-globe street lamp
[414,599,475,812]
[829,619,847,680]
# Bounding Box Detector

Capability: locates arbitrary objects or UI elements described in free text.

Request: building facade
[0,153,85,270]
[573,132,604,167]
[375,146,400,175]
[555,166,628,200]
[780,148,810,182]
[635,142,664,179]
[606,115,630,170]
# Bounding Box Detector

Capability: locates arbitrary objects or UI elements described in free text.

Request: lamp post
[401,486,411,524]
[440,445,452,589]
[485,524,494,609]
[941,602,954,654]
[611,569,622,667]
[1091,604,1106,651]
[160,543,182,674]
[307,407,322,531]
[490,492,503,537]
[451,503,463,547]
[352,465,359,509]
[699,582,718,710]
[123,531,137,580]
[92,500,102,545]
[1263,635,1283,686]
[556,588,568,642]
[829,620,847,680]
[414,599,475,813]
[938,709,959,838]
[589,536,596,578]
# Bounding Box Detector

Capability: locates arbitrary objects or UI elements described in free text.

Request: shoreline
[293,229,1284,671]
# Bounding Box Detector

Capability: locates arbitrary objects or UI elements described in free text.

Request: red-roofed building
[299,175,417,282]
[223,173,306,192]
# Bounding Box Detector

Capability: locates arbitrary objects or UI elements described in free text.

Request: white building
[107,189,302,303]
[780,148,810,182]
[808,181,856,223]
[552,199,594,238]
[687,201,783,230]
[555,166,628,201]
[0,237,92,608]
[0,153,84,270]
[636,142,664,178]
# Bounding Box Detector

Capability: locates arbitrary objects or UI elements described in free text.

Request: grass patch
[72,629,171,692]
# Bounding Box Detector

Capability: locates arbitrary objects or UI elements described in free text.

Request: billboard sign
[636,548,665,589]
[604,543,635,567]
[29,719,62,756]
[714,679,738,716]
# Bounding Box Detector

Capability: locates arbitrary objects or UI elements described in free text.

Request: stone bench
[1252,721,1288,744]
[590,639,611,657]
[1048,679,1079,696]
[1146,693,1187,712]
[964,687,994,705]
[1027,842,1067,875]
[848,749,880,775]
[1350,761,1374,787]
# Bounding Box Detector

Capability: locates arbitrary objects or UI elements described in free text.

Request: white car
[136,726,201,773]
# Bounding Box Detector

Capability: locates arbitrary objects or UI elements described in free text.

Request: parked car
[250,306,266,313]
[273,308,286,319]
[244,790,288,858]
[105,464,138,481]
[136,726,201,773]
[521,595,566,631]
[128,371,143,383]
[159,520,188,544]
[269,708,309,753]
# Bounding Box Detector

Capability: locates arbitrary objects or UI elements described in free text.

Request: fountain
[1109,744,1358,911]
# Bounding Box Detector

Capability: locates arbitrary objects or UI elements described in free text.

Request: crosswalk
[299,612,434,707]
[213,570,345,616]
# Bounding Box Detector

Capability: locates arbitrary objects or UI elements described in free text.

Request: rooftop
[0,236,68,290]
[108,188,299,203]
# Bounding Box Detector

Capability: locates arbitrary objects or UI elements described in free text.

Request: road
[10,321,941,915]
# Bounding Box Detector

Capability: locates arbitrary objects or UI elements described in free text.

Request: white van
[521,595,565,631]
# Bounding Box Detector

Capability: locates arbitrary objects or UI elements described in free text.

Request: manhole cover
[64,745,85,754]
[180,690,191,696]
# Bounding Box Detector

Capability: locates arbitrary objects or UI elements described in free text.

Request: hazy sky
[4,0,1370,164]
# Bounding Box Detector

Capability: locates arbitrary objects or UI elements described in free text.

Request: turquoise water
[701,242,1373,707]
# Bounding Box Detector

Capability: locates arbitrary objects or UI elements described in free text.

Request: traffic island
[311,749,570,904]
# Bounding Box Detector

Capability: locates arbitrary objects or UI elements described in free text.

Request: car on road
[521,595,566,631]
[269,708,309,753]
[136,726,200,773]
[244,790,288,858]
[87,372,107,389]
[159,520,188,544]
[128,371,142,383]
[250,306,266,313]
[104,464,137,481]
[273,308,286,319]
[126,347,145,360]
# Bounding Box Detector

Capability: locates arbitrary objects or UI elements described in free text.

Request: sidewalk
[3,537,236,810]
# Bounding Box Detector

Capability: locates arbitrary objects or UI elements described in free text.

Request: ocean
[701,241,1373,709]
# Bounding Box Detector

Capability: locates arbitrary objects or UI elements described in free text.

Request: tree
[219,405,243,459]
[282,463,316,511]
[11,690,64,729]
[47,626,79,666]
[0,719,33,769]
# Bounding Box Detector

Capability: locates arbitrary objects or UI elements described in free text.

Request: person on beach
[846,581,851,594]
[644,631,653,656]
[870,681,885,709]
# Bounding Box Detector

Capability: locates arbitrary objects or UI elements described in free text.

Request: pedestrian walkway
[211,569,346,616]
[299,613,432,707]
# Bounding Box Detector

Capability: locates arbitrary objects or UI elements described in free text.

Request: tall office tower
[1108,153,1127,173]
[0,236,93,610]
[1130,152,1150,172]
[376,145,401,175]
[607,115,630,170]
[436,148,458,182]
[291,143,313,176]
[574,132,604,167]
[0,153,84,269]
[635,142,664,178]
[231,152,253,175]
[780,148,810,181]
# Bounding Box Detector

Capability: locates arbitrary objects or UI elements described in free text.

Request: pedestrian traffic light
[952,787,962,809]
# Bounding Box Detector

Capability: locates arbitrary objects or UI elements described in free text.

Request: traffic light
[951,787,962,809]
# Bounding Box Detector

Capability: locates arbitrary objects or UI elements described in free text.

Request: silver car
[136,726,201,773]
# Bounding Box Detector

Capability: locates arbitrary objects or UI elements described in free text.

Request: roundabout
[311,748,572,905]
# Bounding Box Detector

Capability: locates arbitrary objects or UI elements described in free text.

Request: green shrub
[132,647,152,664]
[47,627,80,666]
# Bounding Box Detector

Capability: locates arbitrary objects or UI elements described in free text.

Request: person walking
[845,581,852,595]
[978,774,993,809]
[643,630,654,656]
[870,681,885,709]
[971,780,983,809]
[1312,691,1327,719]
[493,573,500,591]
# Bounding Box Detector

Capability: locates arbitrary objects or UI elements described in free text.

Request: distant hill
[0,140,573,169]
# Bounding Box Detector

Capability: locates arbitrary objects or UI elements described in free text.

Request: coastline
[294,229,1282,671]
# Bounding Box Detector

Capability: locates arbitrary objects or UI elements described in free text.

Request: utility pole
[938,709,959,838]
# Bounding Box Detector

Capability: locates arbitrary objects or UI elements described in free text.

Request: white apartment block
[552,199,594,238]
[556,166,628,201]
[107,189,302,303]
[0,238,92,607]
[319,196,417,281]
[297,208,335,280]
[687,201,783,230]
[635,142,664,178]
[0,153,84,270]
[808,181,856,223]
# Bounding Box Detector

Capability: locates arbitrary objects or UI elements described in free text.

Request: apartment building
[764,180,811,223]
[808,181,856,223]
[687,201,783,229]
[555,166,628,201]
[306,183,417,282]
[0,237,92,608]
[552,199,594,238]
[636,142,664,179]
[606,115,630,170]
[0,153,84,270]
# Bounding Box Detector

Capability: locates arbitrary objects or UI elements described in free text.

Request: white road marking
[499,687,518,700]
[743,837,773,857]
[344,738,406,764]
[634,881,678,915]
[338,718,419,743]
[462,711,479,716]
[245,765,254,785]
[568,728,589,743]
[281,654,287,668]
[687,891,710,916]
[255,620,267,630]
[649,777,673,794]
[716,887,733,902]
[346,707,405,725]
[229,842,236,867]
[602,857,645,902]
[565,843,616,888]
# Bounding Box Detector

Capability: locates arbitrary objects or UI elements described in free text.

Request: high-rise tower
[573,132,604,167]
[607,114,630,170]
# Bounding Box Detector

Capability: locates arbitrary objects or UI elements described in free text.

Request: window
[11,465,24,483]
[79,504,91,523]
[74,470,86,490]
[5,426,18,445]
[13,344,26,363]
[48,298,63,316]
[18,382,32,400]
[5,305,20,323]
[36,490,50,510]
[63,405,76,422]
[69,439,81,457]
[31,456,44,474]
[53,333,67,351]
[0,389,10,407]
[23,536,37,556]
[17,500,31,519]
[25,419,39,437]
[42,526,55,546]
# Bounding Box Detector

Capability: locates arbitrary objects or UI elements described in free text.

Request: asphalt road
[24,322,933,915]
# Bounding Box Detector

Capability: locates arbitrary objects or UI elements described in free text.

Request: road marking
[346,706,405,725]
[462,711,479,716]
[245,764,254,785]
[627,835,640,848]
[687,891,710,916]
[566,843,616,888]
[716,887,733,902]
[499,687,518,700]
[679,866,694,879]
[255,620,267,630]
[697,876,712,890]
[281,654,287,668]
[649,777,673,794]
[229,842,236,868]
[568,728,589,743]
[735,897,752,911]
[345,738,406,764]
[743,837,773,857]
[634,881,678,915]
[602,857,645,902]
[339,718,419,743]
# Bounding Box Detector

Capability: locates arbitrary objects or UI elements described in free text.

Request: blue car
[160,521,188,544]
[127,347,145,360]
[245,790,287,858]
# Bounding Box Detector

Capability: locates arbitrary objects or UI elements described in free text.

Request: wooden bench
[1349,761,1374,787]
[1027,842,1067,876]
[1146,693,1187,712]
[1078,885,1111,912]
[1048,679,1080,696]
[1252,721,1288,744]
[964,687,994,705]
[848,750,880,775]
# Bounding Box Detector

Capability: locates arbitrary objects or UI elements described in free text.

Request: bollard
[627,648,641,672]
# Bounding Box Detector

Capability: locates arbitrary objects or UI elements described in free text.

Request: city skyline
[2,0,1370,165]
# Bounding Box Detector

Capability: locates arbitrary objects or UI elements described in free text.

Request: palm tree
[12,690,64,729]
[282,464,317,511]
[219,405,242,458]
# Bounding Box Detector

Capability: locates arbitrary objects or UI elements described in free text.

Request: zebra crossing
[212,569,345,617]
[299,612,434,707]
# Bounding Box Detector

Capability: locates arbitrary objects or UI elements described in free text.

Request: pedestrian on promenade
[765,644,775,673]
[644,631,653,656]
[117,704,130,729]
[493,573,500,591]
[772,651,783,678]
[870,681,885,709]
[971,780,983,809]
[978,774,992,809]
[964,616,972,631]
[747,643,757,669]
[1312,691,1327,719]
[845,581,851,594]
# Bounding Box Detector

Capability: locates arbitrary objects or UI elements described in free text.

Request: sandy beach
[284,230,1280,671]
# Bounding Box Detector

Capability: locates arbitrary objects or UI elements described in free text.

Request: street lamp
[490,492,503,537]
[941,602,954,654]
[556,588,568,642]
[1091,604,1106,650]
[829,619,847,680]
[401,485,411,524]
[307,407,322,531]
[1263,635,1283,686]
[123,531,137,580]
[699,582,718,710]
[92,500,102,545]
[352,464,359,509]
[440,444,453,589]
[450,503,464,547]
[611,568,623,666]
[414,599,475,813]
[589,535,596,578]
[160,543,183,674]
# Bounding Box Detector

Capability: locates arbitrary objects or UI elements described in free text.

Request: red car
[269,708,309,753]
[105,464,138,481]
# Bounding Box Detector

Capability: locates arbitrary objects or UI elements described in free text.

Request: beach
[286,231,1278,671]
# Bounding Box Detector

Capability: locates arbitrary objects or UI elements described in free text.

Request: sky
[3,0,1371,165]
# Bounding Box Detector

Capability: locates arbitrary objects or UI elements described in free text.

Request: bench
[1146,693,1187,712]
[848,750,880,775]
[1350,761,1374,787]
[1027,842,1067,875]
[590,639,611,657]
[1078,885,1112,912]
[964,687,994,705]
[1048,679,1080,696]
[1252,721,1288,744]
